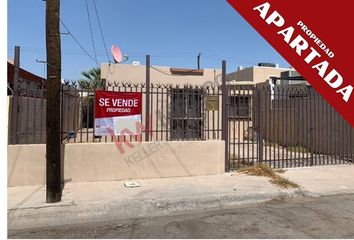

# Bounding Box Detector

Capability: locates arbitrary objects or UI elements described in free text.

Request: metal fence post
[145,55,151,142]
[10,46,20,144]
[310,89,314,166]
[254,87,263,164]
[221,60,229,172]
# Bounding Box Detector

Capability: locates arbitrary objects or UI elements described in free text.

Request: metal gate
[226,83,354,169]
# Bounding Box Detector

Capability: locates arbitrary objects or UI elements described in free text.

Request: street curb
[8,188,304,231]
[300,189,354,198]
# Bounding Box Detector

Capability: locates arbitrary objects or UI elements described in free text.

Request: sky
[7,0,290,80]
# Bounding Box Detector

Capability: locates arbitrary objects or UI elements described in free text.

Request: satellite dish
[111,45,123,63]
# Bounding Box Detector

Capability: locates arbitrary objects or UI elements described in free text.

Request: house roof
[7,61,46,85]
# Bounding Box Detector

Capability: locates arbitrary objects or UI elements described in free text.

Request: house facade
[101,63,223,141]
[101,63,222,86]
[100,62,298,143]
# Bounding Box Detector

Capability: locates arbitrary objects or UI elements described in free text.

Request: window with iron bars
[170,89,204,140]
[229,95,251,120]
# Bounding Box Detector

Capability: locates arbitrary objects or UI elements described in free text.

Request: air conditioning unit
[258,62,276,67]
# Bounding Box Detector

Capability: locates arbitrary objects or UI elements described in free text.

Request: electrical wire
[59,18,98,64]
[85,0,98,66]
[8,46,263,64]
[92,0,110,63]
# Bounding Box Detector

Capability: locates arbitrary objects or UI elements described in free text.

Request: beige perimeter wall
[8,141,225,186]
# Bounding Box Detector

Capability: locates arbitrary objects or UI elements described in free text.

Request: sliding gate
[227,84,354,169]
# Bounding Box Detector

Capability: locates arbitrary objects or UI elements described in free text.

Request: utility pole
[46,0,62,203]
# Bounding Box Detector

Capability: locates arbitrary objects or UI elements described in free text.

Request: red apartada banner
[227,0,354,128]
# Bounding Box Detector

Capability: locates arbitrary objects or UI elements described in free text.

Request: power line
[85,0,98,66]
[10,46,107,56]
[59,18,98,64]
[7,45,264,62]
[92,0,110,63]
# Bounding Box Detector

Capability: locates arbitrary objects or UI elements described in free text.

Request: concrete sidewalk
[8,164,354,231]
[280,164,354,196]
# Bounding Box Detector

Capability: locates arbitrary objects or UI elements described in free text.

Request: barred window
[170,89,203,140]
[229,96,251,119]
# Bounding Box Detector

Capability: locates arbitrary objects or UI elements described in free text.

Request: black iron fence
[8,82,223,145]
[8,85,80,144]
[228,83,354,169]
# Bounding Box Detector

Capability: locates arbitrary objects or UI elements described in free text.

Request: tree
[78,67,103,129]
[78,67,103,90]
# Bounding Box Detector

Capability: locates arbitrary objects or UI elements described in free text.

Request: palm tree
[78,67,104,90]
[78,67,103,128]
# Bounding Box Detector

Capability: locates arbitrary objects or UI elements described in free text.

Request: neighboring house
[226,62,294,84]
[279,69,309,85]
[226,63,309,116]
[7,60,47,144]
[7,60,46,97]
[226,63,308,86]
[225,63,288,121]
[7,61,79,144]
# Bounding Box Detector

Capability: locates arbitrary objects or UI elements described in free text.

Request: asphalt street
[8,193,354,239]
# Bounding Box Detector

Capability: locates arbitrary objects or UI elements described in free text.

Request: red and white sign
[227,0,354,128]
[94,90,142,136]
